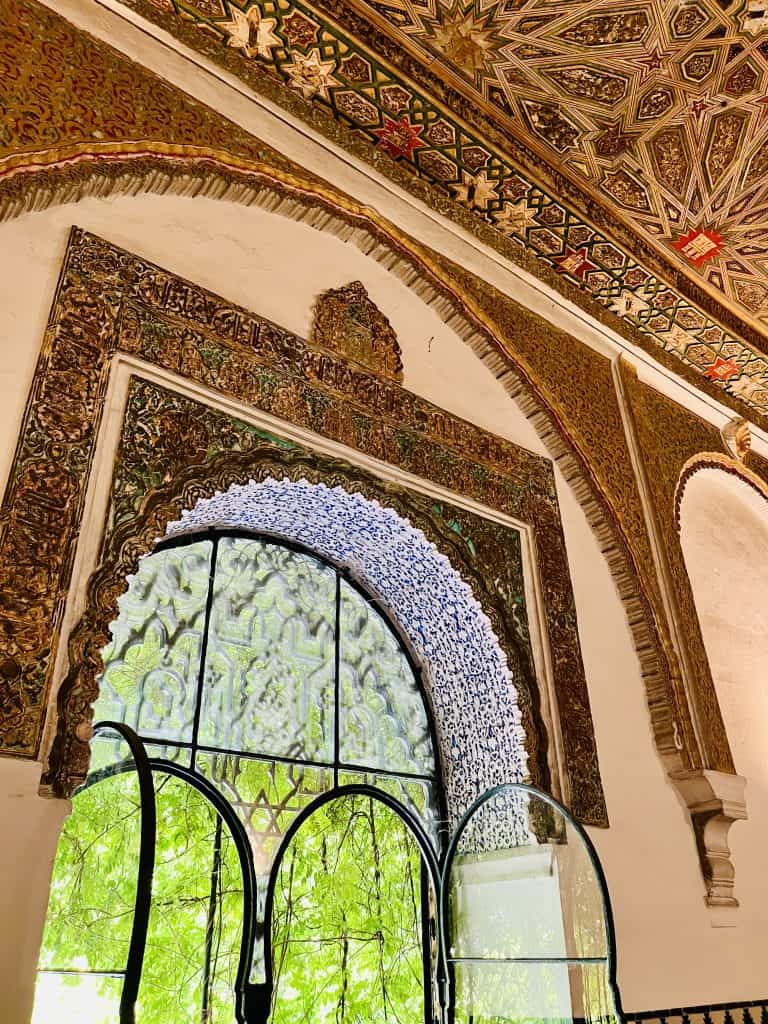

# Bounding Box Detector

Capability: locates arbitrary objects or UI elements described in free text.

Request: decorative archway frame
[670,453,768,907]
[0,227,613,824]
[0,0,756,850]
[0,150,693,778]
[0,150,740,858]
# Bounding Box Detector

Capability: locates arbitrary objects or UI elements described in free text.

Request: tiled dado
[628,999,768,1024]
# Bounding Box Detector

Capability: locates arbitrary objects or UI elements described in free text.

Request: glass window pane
[199,539,336,760]
[338,768,441,847]
[448,788,608,962]
[195,752,332,876]
[452,959,615,1024]
[339,579,434,777]
[32,972,124,1024]
[270,793,433,1024]
[37,773,140,976]
[137,774,242,1023]
[95,542,212,743]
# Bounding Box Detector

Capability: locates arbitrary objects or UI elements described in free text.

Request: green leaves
[271,795,430,1024]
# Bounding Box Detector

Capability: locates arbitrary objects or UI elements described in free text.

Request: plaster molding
[670,769,748,908]
[675,452,768,528]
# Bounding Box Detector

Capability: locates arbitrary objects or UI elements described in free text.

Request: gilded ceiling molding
[620,366,751,906]
[37,0,768,419]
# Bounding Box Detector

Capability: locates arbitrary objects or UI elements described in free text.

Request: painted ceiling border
[48,0,768,422]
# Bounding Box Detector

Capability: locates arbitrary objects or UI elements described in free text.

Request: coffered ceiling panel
[99,0,768,413]
[347,0,768,332]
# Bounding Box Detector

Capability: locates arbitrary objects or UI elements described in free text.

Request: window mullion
[333,571,341,787]
[191,536,219,768]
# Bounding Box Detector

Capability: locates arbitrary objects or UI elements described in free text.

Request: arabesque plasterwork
[0,0,754,891]
[6,0,768,435]
[75,404,537,826]
[0,229,610,824]
[39,0,768,420]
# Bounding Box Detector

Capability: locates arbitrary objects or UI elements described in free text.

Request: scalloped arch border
[675,453,768,528]
[164,476,528,818]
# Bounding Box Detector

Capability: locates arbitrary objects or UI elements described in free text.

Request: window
[35,532,442,1024]
[35,531,623,1024]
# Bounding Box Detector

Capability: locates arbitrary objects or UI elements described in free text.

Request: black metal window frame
[53,531,626,1024]
[88,529,448,1023]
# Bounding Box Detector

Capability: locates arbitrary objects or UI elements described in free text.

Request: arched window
[35,523,623,1024]
[35,532,442,1023]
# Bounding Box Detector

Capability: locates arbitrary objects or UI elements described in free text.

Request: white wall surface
[0,760,69,1023]
[0,194,764,1019]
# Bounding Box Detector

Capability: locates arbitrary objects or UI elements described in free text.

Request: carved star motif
[690,97,715,122]
[284,48,340,100]
[430,3,500,76]
[374,117,426,160]
[608,288,650,319]
[493,198,536,236]
[220,3,280,59]
[637,47,670,82]
[705,356,740,382]
[593,121,638,160]
[665,324,696,355]
[452,170,499,210]
[552,247,597,282]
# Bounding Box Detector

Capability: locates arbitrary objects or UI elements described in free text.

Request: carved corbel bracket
[671,769,747,907]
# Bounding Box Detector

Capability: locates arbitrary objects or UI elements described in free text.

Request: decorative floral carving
[0,230,605,826]
[310,280,404,381]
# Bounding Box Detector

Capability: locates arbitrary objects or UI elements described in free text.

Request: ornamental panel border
[0,228,608,825]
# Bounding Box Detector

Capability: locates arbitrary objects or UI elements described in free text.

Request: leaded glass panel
[339,579,434,777]
[96,542,212,743]
[198,538,336,761]
[195,752,332,876]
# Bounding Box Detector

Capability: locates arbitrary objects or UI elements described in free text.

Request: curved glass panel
[270,793,437,1024]
[137,773,243,1023]
[445,785,617,1024]
[33,729,144,1024]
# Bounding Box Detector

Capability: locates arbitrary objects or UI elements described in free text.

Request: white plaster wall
[679,469,768,989]
[0,194,764,1018]
[0,760,69,1023]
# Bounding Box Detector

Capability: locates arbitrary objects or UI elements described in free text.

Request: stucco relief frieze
[0,229,609,825]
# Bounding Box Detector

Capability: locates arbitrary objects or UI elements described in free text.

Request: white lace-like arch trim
[165,477,528,819]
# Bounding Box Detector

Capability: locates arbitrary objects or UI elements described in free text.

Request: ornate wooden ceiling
[101,0,768,412]
[347,0,768,334]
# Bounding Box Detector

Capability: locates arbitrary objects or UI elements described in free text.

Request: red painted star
[704,357,739,382]
[374,117,426,160]
[637,48,669,82]
[690,97,714,122]
[552,247,597,281]
[673,227,724,267]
